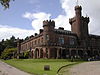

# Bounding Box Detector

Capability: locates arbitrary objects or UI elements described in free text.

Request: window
[35,40,37,44]
[59,37,64,44]
[26,44,27,50]
[45,34,49,40]
[21,46,22,50]
[70,38,75,45]
[38,39,40,44]
[41,37,43,43]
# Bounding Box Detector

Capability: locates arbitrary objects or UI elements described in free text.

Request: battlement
[75,5,82,10]
[81,16,90,23]
[43,20,55,27]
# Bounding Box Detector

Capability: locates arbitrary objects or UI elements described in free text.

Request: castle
[17,5,100,59]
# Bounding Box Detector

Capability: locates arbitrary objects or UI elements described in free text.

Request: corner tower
[43,20,55,32]
[69,5,90,39]
[43,20,55,44]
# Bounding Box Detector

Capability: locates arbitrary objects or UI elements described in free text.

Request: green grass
[2,59,81,75]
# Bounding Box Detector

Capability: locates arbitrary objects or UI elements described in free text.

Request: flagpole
[76,0,78,5]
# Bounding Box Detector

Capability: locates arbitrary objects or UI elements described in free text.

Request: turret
[43,20,55,44]
[69,5,90,39]
[43,20,55,32]
[75,5,82,17]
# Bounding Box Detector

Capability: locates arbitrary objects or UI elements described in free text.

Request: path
[70,61,100,75]
[0,60,31,75]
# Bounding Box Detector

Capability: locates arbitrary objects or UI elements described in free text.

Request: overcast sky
[0,0,100,41]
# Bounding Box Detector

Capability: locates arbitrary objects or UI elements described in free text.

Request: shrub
[24,51,30,59]
[19,50,30,59]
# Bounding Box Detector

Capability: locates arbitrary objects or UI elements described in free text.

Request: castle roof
[54,29,77,36]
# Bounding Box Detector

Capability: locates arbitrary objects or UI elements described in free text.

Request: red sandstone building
[17,5,100,59]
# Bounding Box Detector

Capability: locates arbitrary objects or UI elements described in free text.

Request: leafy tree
[2,36,16,48]
[0,0,14,9]
[0,39,5,55]
[0,36,17,56]
[23,51,30,59]
[1,48,17,59]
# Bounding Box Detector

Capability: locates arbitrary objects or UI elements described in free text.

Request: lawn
[3,59,79,75]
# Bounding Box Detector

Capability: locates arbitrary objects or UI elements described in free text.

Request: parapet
[43,20,55,27]
[81,16,90,23]
[75,5,82,10]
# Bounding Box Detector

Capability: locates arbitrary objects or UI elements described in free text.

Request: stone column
[76,50,78,56]
[43,48,46,58]
[39,48,41,58]
[48,48,51,58]
[57,49,60,59]
[60,49,63,59]
[69,49,71,58]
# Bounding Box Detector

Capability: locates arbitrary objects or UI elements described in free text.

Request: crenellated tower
[43,20,55,44]
[69,5,90,39]
[43,20,55,31]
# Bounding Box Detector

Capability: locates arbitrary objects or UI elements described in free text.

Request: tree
[1,48,17,59]
[0,36,17,56]
[0,0,14,9]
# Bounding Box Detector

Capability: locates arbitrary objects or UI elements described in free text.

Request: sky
[0,0,100,41]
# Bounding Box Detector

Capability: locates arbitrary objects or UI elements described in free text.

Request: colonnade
[31,47,100,59]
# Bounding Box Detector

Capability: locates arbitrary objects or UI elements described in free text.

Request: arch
[34,48,39,58]
[71,50,76,56]
[78,50,83,58]
[87,50,91,57]
[45,48,48,58]
[66,50,70,58]
[62,49,66,59]
[94,50,99,56]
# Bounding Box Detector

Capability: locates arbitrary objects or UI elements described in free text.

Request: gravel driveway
[70,61,100,75]
[0,60,31,75]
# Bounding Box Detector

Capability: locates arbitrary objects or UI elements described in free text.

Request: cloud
[22,0,100,38]
[59,0,100,35]
[0,25,34,41]
[29,0,39,4]
[23,0,77,33]
[1,0,99,41]
[54,0,75,30]
[79,0,100,35]
[23,12,34,20]
[23,12,51,33]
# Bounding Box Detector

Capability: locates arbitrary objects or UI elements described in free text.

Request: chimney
[39,29,43,34]
[59,27,64,30]
[34,33,38,36]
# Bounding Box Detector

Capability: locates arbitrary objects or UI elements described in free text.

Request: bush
[1,48,17,59]
[19,51,30,59]
[24,51,30,59]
